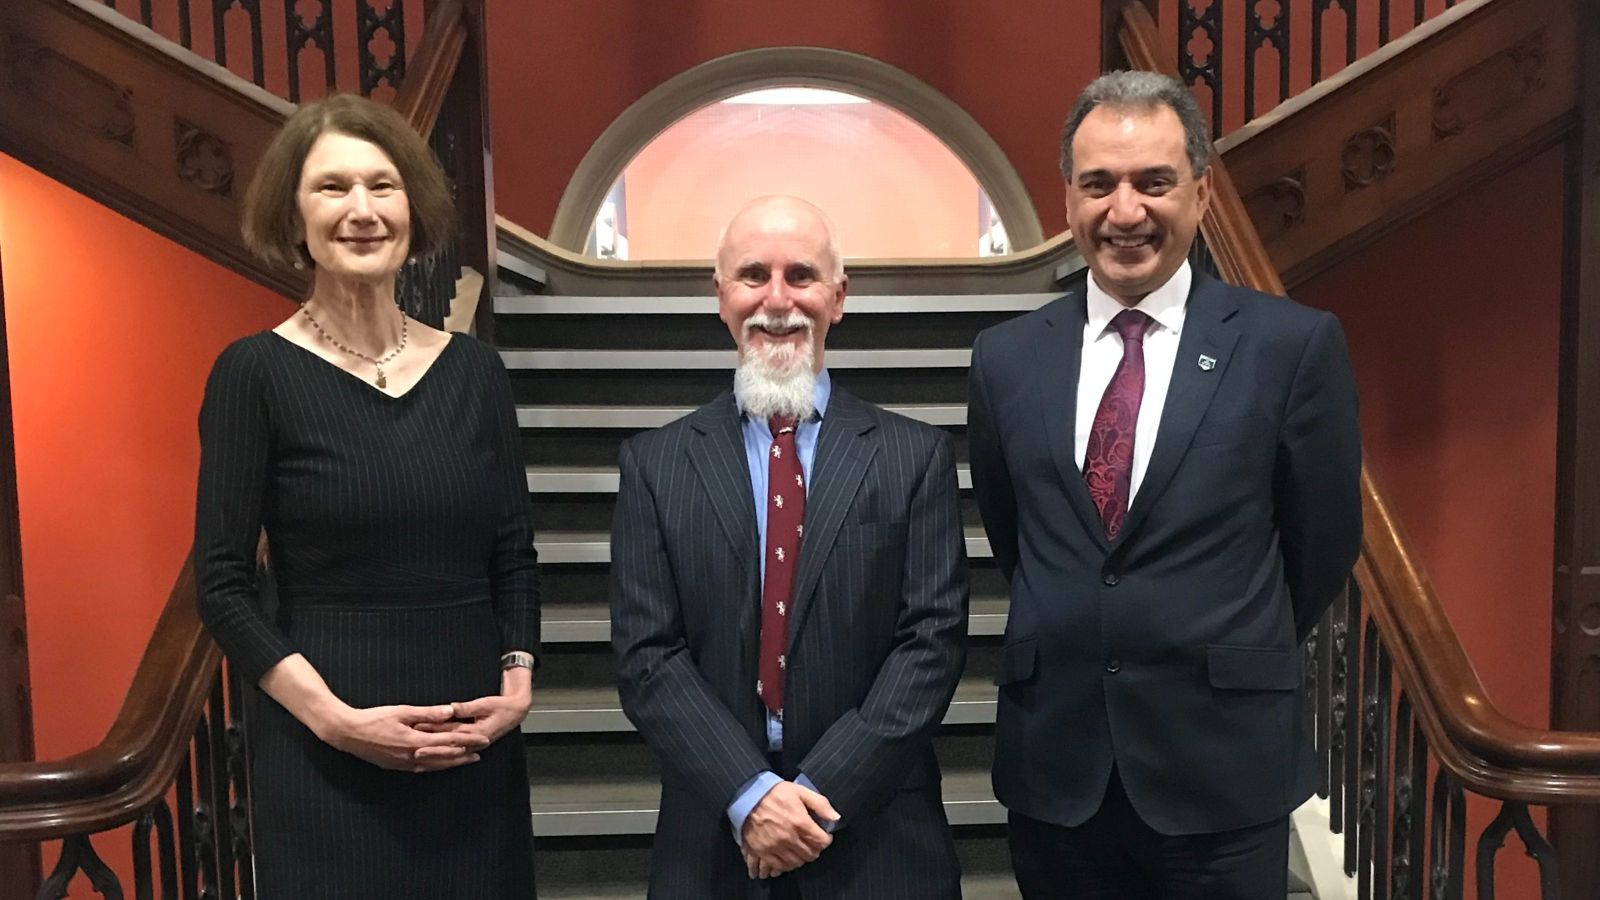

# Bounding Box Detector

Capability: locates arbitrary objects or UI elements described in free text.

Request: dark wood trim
[1550,0,1600,894]
[0,239,41,897]
[458,0,498,342]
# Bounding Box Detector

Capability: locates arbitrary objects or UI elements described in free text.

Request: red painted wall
[0,151,287,893]
[1297,145,1563,900]
[484,0,1101,241]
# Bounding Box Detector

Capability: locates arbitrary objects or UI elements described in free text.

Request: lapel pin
[1197,354,1217,371]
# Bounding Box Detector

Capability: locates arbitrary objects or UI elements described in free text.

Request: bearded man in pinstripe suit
[611,196,969,900]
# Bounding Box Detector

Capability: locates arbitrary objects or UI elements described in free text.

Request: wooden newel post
[1101,0,1159,73]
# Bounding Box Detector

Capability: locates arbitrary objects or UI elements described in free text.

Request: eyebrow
[304,167,401,183]
[1077,165,1182,181]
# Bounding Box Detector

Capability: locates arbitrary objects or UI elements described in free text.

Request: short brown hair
[241,93,455,271]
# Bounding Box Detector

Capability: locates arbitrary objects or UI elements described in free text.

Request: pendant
[375,366,387,389]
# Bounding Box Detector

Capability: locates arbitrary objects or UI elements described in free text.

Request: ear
[1195,166,1214,215]
[830,273,848,325]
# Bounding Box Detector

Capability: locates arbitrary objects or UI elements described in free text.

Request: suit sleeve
[797,433,969,825]
[1275,312,1363,640]
[610,438,771,811]
[967,331,1020,581]
[194,341,297,683]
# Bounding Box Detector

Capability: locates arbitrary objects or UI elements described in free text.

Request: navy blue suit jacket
[968,272,1362,835]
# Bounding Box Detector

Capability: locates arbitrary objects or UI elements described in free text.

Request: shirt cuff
[795,773,839,833]
[727,771,783,847]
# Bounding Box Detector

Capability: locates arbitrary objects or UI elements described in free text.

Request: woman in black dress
[195,94,538,898]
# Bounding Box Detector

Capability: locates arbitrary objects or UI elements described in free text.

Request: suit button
[1102,572,1120,586]
[1105,660,1121,673]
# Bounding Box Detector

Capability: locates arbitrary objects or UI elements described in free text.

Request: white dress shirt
[1074,261,1192,501]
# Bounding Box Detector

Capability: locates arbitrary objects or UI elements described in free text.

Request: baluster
[285,0,337,103]
[1475,801,1561,900]
[175,748,199,900]
[1177,0,1224,136]
[38,834,124,900]
[133,809,156,900]
[178,0,192,50]
[1312,0,1359,82]
[1316,595,1337,799]
[1245,0,1291,121]
[191,711,219,899]
[359,1,408,97]
[1428,773,1465,900]
[1390,701,1425,900]
[1357,622,1391,900]
[139,0,153,27]
[153,801,179,900]
[205,678,237,900]
[223,662,255,899]
[1378,0,1389,45]
[1343,578,1364,874]
[1330,582,1352,834]
[211,1,266,88]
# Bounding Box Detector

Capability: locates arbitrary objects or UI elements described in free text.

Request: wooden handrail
[392,0,470,136]
[0,558,219,841]
[1113,0,1600,803]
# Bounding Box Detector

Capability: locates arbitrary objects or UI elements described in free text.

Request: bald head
[715,195,844,282]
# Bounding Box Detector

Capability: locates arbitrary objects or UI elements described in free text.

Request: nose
[347,185,377,221]
[1106,181,1147,229]
[759,271,794,313]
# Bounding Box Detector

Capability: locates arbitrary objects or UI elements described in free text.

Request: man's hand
[740,780,840,878]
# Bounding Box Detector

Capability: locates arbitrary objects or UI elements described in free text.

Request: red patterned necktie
[759,415,804,716]
[1084,309,1151,541]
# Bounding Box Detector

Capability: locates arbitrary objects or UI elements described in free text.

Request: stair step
[517,404,967,429]
[527,464,975,492]
[541,595,1008,644]
[530,768,1001,837]
[524,676,998,734]
[537,528,993,565]
[501,348,972,370]
[538,873,1021,899]
[495,294,1058,316]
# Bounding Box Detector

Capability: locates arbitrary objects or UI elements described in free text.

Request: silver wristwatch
[500,650,536,670]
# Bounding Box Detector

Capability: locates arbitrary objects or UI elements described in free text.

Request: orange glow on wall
[613,94,986,259]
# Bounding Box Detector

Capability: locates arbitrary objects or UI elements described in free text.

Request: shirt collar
[736,367,832,423]
[1085,259,1191,339]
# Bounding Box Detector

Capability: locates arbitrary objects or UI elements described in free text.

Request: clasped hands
[316,670,533,773]
[740,780,841,880]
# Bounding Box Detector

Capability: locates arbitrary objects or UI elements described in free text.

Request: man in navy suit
[968,71,1362,898]
[613,196,968,899]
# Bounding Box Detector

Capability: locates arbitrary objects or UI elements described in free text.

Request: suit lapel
[787,388,877,650]
[1117,273,1241,546]
[1037,292,1113,550]
[686,393,759,577]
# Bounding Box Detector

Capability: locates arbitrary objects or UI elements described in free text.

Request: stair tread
[524,674,998,733]
[527,464,975,492]
[540,873,1023,900]
[543,595,1009,643]
[517,404,967,428]
[495,293,1059,316]
[536,528,994,563]
[501,348,972,369]
[530,768,1001,835]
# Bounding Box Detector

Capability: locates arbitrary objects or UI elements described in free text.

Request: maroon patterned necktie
[1084,309,1151,541]
[758,415,804,716]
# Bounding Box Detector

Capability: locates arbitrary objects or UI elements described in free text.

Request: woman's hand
[420,666,534,745]
[317,703,492,772]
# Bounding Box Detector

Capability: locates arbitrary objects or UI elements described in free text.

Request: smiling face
[296,131,411,284]
[1065,103,1211,306]
[714,198,847,374]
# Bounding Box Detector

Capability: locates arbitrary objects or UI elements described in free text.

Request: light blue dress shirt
[726,369,834,845]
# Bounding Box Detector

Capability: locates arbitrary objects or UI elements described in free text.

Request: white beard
[733,312,817,422]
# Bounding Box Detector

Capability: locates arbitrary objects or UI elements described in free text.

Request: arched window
[550,48,1041,260]
[584,86,1010,261]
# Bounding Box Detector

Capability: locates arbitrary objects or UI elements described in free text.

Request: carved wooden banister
[0,560,217,841]
[392,0,469,137]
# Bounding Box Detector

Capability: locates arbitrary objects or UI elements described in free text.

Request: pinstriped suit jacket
[611,387,968,900]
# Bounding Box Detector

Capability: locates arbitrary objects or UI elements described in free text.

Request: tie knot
[769,415,799,435]
[1111,309,1150,344]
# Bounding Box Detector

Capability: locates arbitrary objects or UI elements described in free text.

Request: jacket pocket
[995,637,1037,687]
[1206,644,1300,690]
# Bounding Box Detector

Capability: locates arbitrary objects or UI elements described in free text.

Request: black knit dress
[194,331,539,899]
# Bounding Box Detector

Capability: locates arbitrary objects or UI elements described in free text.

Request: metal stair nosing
[540,595,1009,644]
[516,404,968,429]
[535,530,993,565]
[495,293,1062,316]
[526,464,975,492]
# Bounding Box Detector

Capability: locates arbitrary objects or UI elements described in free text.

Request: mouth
[336,236,390,248]
[1101,234,1157,251]
[752,322,807,339]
